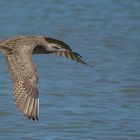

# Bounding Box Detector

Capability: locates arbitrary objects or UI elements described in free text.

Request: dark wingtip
[54,51,94,68]
[84,63,94,68]
[73,52,83,58]
[28,116,39,121]
[73,52,94,68]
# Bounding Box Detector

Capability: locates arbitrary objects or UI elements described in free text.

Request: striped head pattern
[45,37,88,66]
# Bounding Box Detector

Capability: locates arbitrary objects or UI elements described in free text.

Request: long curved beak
[54,50,89,66]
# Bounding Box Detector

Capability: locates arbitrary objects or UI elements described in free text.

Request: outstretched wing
[5,48,39,120]
[55,51,93,67]
[55,51,87,65]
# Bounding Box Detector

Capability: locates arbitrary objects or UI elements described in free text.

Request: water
[0,0,140,139]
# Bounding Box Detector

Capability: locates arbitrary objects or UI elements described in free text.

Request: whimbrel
[0,35,87,120]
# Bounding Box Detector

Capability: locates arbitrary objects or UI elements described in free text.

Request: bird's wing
[55,51,87,65]
[5,48,39,120]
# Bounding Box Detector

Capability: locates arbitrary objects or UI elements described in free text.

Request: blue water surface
[0,0,140,139]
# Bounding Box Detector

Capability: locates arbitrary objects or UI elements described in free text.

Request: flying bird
[0,35,88,120]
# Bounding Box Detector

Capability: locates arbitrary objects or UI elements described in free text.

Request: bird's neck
[33,45,49,54]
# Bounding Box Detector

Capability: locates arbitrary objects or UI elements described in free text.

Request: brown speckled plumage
[0,35,87,120]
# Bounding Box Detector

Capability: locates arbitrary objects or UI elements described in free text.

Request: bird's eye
[53,45,60,49]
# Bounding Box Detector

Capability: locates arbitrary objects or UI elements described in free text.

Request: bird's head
[44,37,72,53]
[44,37,89,65]
[35,36,92,66]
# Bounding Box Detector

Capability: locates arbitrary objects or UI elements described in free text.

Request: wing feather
[55,51,87,65]
[5,49,39,120]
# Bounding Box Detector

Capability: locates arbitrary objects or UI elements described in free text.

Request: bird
[0,35,88,121]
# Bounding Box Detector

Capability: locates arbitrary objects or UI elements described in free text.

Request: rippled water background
[0,0,140,139]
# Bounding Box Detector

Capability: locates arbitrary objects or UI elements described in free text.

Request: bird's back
[1,36,38,50]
